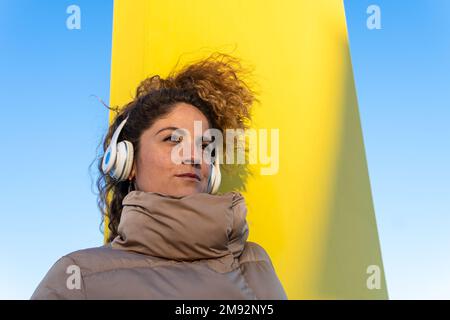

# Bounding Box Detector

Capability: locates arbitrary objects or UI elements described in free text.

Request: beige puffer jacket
[31,191,287,299]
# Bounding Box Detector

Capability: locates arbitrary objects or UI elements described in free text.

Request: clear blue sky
[344,0,450,299]
[0,0,113,299]
[0,0,448,299]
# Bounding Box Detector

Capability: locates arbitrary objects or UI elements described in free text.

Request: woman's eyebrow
[155,126,179,135]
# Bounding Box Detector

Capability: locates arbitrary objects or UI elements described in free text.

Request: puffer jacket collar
[110,190,249,273]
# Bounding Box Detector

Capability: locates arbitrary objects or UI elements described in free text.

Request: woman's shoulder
[239,241,273,266]
[63,244,119,261]
[31,245,139,299]
[238,241,288,299]
[61,244,170,275]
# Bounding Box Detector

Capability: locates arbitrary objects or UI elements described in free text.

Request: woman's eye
[202,139,213,149]
[164,135,183,143]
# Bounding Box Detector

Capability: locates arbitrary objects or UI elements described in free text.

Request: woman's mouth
[175,173,201,181]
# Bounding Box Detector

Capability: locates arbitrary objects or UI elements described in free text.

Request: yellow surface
[105,0,388,299]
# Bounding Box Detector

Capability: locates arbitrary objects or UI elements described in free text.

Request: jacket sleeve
[239,242,288,300]
[30,255,86,300]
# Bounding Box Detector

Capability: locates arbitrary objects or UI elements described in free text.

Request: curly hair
[90,52,259,243]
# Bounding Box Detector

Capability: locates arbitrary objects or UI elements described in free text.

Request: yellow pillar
[105,0,388,299]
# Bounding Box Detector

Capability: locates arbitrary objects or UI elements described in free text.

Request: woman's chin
[167,185,205,198]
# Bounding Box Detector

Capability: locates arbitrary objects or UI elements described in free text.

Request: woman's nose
[176,135,205,167]
[181,148,202,167]
[181,157,201,168]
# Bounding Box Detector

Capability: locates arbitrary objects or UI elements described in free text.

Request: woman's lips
[175,173,201,181]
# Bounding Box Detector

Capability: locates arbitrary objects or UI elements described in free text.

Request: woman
[31,52,287,300]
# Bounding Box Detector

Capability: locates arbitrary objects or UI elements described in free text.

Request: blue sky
[344,0,450,299]
[0,0,448,299]
[0,0,113,299]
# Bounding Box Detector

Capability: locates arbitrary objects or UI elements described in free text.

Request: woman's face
[129,102,212,197]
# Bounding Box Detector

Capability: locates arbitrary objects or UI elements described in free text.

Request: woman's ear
[128,161,136,180]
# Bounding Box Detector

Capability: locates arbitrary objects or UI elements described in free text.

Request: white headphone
[101,116,221,194]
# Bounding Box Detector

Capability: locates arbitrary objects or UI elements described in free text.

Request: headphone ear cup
[111,141,133,181]
[102,144,116,174]
[209,161,221,194]
[207,163,215,194]
[121,140,134,181]
[102,116,128,175]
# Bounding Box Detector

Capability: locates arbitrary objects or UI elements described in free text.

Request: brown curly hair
[89,52,259,243]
